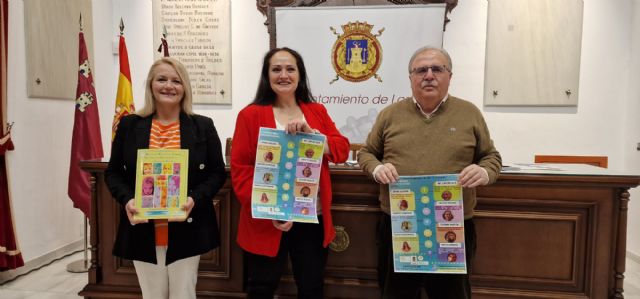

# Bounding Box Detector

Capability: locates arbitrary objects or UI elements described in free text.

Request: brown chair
[225,137,232,165]
[350,143,363,160]
[534,155,608,168]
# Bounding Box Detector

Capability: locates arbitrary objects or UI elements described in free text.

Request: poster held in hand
[134,149,189,220]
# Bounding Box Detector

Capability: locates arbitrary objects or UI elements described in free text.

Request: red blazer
[231,102,350,257]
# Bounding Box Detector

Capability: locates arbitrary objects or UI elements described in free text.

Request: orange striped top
[149,119,180,247]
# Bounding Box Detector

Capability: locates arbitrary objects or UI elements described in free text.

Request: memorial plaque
[152,0,231,104]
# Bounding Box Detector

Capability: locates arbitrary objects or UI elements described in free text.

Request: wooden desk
[79,162,639,298]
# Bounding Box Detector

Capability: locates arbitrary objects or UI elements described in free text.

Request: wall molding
[0,239,83,283]
[628,250,640,264]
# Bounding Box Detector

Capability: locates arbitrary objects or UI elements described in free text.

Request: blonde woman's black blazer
[105,112,226,265]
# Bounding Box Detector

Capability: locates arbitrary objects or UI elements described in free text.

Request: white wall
[6,0,93,263]
[112,0,266,147]
[5,0,640,266]
[625,0,640,258]
[445,0,633,168]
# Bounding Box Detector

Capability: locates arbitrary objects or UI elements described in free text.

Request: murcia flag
[68,31,103,217]
[112,34,134,140]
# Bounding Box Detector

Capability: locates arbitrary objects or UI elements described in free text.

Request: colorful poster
[134,149,189,220]
[251,127,326,223]
[389,174,466,273]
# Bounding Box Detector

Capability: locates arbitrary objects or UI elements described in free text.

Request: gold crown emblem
[341,22,374,34]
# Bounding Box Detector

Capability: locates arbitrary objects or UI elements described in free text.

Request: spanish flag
[112,34,135,140]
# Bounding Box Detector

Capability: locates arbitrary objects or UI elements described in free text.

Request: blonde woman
[106,57,226,299]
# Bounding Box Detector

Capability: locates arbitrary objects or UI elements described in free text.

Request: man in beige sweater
[358,46,501,299]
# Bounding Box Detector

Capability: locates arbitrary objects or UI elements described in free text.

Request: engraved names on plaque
[152,0,231,104]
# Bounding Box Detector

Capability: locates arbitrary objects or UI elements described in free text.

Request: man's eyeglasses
[410,65,450,76]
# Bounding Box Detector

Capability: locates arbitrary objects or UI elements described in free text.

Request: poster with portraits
[251,127,326,223]
[389,174,466,274]
[133,149,189,220]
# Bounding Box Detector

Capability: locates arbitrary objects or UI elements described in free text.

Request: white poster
[276,5,445,143]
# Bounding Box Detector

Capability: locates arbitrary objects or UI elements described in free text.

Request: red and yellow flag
[112,34,135,140]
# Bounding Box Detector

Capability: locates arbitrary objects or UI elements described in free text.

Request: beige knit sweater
[357,96,502,218]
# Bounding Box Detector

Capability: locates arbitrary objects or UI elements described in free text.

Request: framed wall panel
[24,0,94,100]
[484,0,583,106]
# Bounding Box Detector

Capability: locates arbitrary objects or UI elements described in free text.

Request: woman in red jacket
[231,47,350,299]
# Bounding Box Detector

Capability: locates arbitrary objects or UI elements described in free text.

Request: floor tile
[3,251,640,298]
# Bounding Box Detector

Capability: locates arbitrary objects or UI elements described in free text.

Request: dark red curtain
[0,0,24,271]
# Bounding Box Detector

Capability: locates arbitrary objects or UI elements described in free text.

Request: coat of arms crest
[330,21,384,84]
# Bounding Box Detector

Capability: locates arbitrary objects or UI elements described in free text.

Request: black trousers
[245,216,328,299]
[377,213,477,299]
